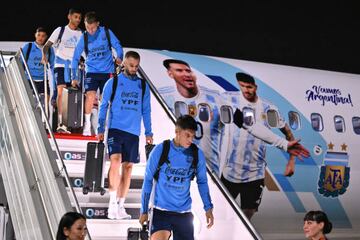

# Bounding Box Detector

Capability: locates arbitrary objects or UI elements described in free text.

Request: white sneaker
[107,203,119,220]
[82,122,91,136]
[118,206,131,220]
[56,124,71,134]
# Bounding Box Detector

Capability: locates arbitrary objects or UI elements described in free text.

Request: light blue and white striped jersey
[223,92,285,183]
[158,85,225,176]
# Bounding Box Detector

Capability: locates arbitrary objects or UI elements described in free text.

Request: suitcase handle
[142,223,147,231]
[68,86,79,91]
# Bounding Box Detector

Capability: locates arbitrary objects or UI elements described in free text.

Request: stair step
[86,219,143,239]
[57,160,146,177]
[67,188,142,204]
[63,176,144,189]
[72,202,141,219]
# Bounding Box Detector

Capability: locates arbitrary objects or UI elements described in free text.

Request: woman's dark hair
[56,212,86,240]
[304,210,333,234]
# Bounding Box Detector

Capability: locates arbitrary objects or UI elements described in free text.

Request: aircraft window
[334,115,345,133]
[266,109,279,128]
[174,101,188,118]
[220,105,233,124]
[198,103,211,122]
[195,121,203,140]
[311,113,323,132]
[352,117,360,135]
[243,107,255,126]
[288,111,301,130]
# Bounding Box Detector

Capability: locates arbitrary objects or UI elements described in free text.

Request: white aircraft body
[1,42,359,239]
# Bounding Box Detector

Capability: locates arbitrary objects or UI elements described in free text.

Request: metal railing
[0,50,87,239]
[18,49,83,215]
[138,66,262,240]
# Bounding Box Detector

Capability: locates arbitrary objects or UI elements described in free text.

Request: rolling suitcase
[61,87,83,131]
[127,224,149,240]
[52,106,58,133]
[145,143,155,160]
[83,141,106,195]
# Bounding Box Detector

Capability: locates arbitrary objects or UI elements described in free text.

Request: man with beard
[42,8,83,133]
[98,51,153,219]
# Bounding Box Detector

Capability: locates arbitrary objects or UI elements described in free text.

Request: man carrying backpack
[42,8,83,133]
[98,51,153,220]
[22,27,55,99]
[72,11,123,136]
[140,115,214,240]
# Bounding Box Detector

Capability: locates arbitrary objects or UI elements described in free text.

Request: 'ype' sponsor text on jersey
[141,140,213,213]
[98,72,152,137]
[223,92,286,183]
[22,42,55,81]
[71,26,123,80]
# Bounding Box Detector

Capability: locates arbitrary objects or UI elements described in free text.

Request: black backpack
[55,25,82,46]
[83,27,111,56]
[83,27,116,72]
[24,42,52,63]
[153,139,199,182]
[54,26,65,46]
[25,42,33,62]
[109,73,146,104]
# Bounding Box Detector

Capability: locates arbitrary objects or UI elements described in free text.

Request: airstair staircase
[0,49,261,240]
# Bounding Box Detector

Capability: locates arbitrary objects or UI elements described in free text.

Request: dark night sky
[2,1,360,74]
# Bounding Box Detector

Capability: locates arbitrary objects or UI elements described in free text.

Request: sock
[116,197,120,204]
[58,114,62,125]
[109,191,117,205]
[85,113,91,125]
[119,198,125,208]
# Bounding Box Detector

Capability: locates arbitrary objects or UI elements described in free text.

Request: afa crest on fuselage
[318,143,350,197]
